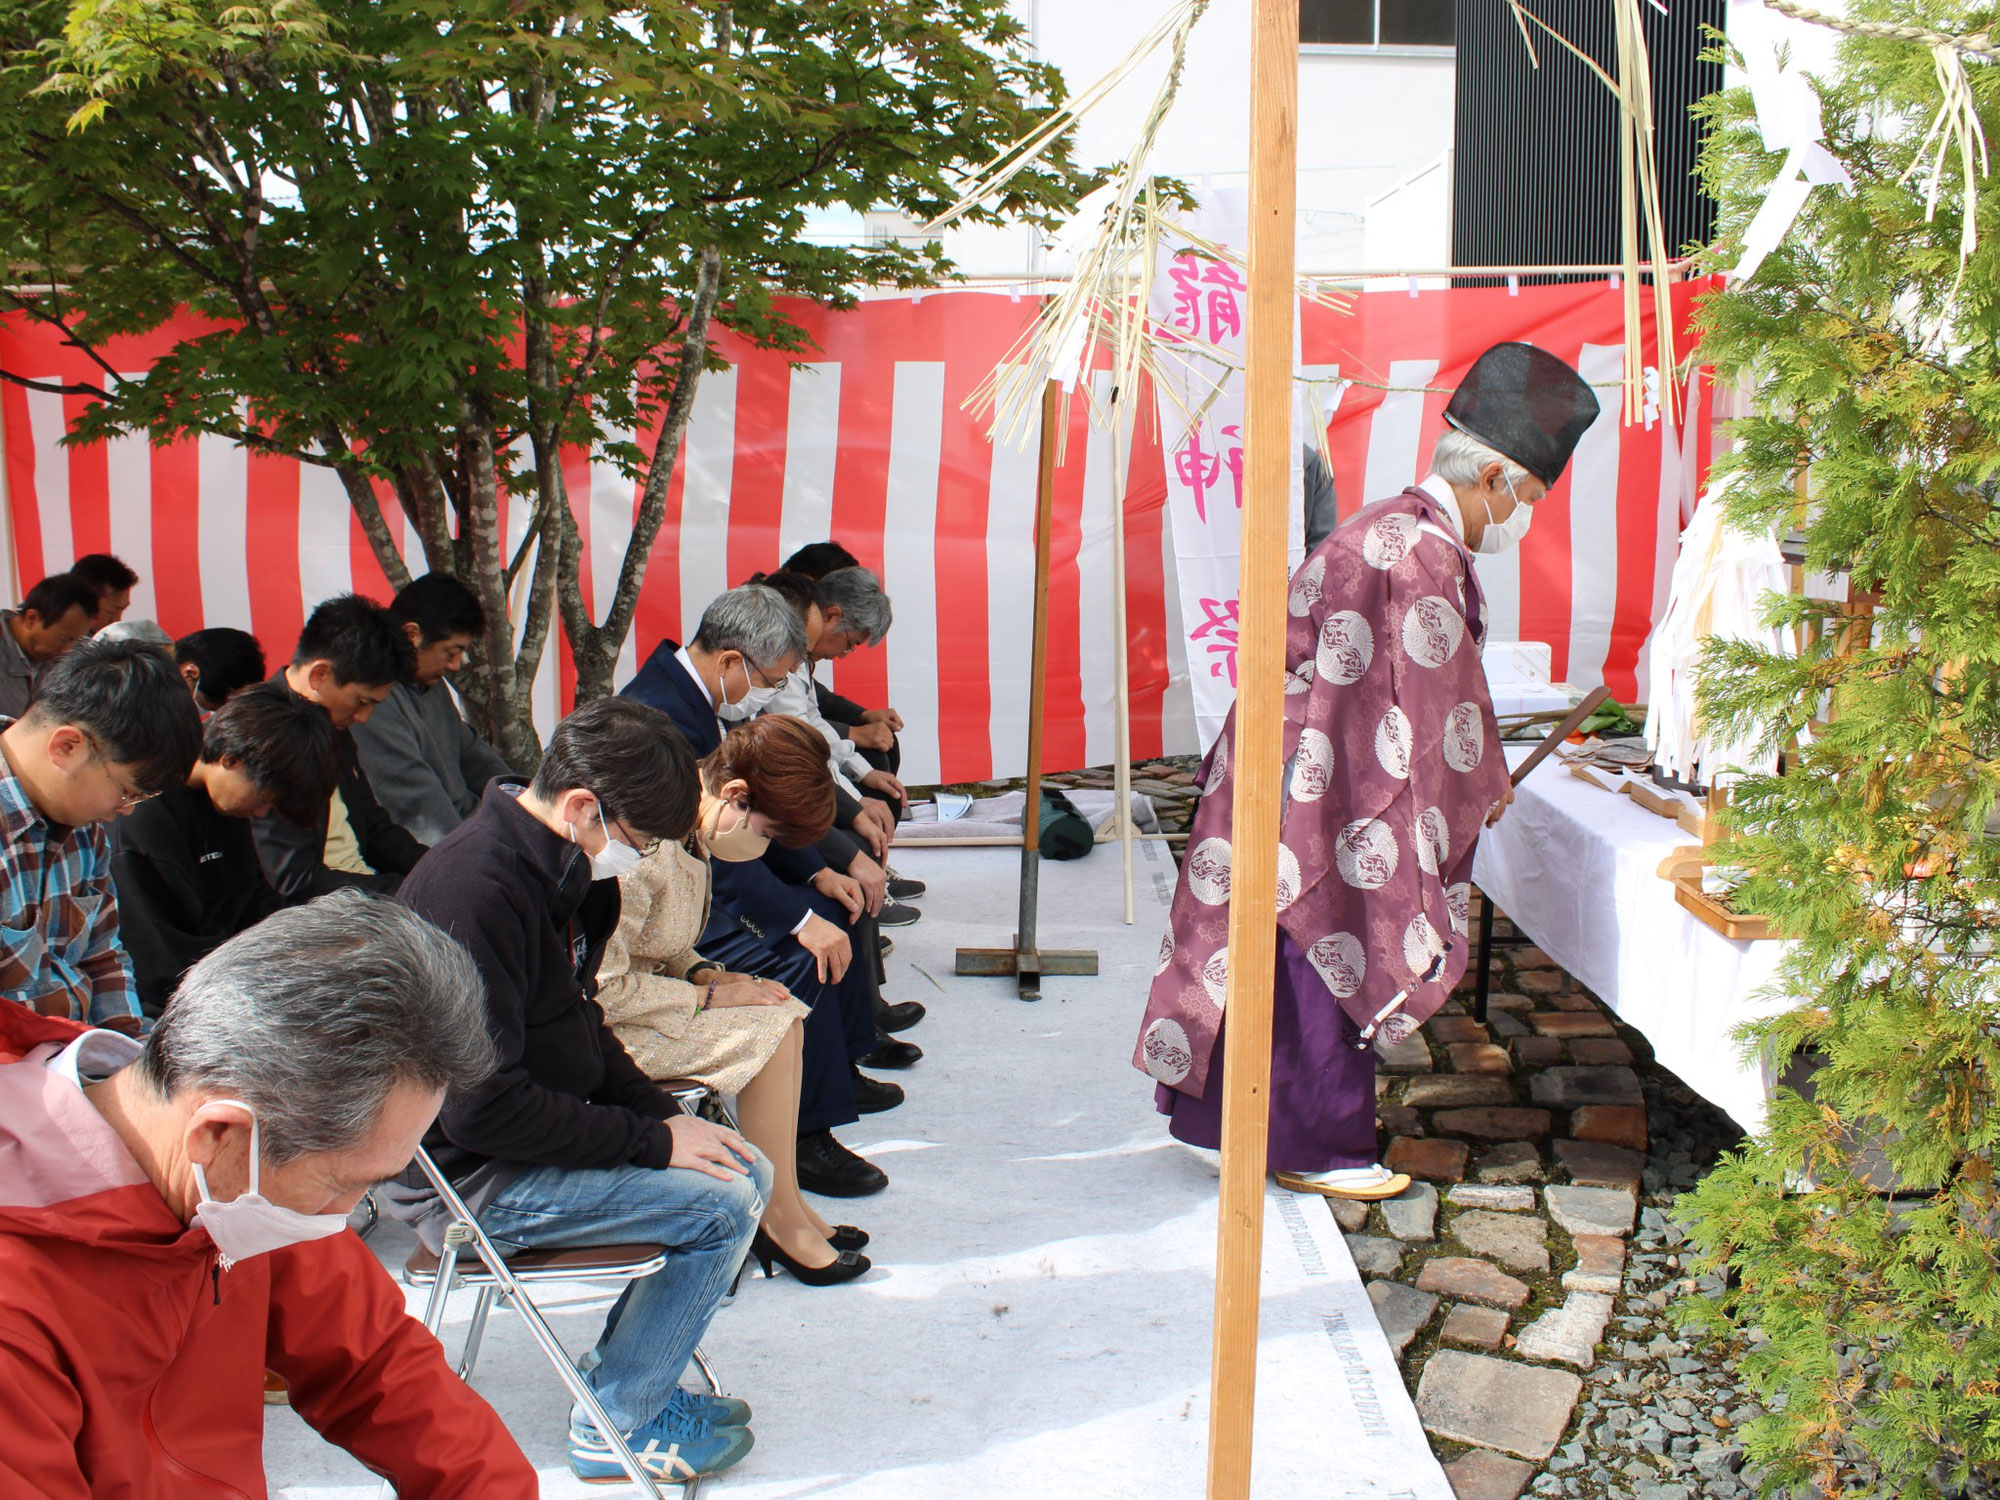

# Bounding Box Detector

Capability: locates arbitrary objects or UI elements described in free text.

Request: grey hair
[692,584,808,670]
[136,889,496,1164]
[816,567,893,646]
[1430,426,1532,490]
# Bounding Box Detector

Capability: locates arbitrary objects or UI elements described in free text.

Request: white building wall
[901,1,1459,277]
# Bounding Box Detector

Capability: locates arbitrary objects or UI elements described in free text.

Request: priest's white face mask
[1474,468,1537,555]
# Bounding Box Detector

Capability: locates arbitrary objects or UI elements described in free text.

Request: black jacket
[396,781,676,1191]
[250,671,428,899]
[621,641,828,936]
[109,782,284,1017]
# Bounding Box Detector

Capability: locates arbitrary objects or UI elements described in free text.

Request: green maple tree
[0,0,1084,765]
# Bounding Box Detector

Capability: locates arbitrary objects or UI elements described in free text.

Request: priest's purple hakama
[1134,483,1513,1172]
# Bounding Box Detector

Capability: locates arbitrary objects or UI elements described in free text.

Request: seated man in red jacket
[0,888,535,1499]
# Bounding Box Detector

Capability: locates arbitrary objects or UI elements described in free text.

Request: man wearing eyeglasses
[0,639,202,1032]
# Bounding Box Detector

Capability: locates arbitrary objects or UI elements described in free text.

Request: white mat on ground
[268,838,1447,1499]
[896,787,1160,841]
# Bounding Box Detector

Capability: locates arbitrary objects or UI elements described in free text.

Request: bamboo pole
[1205,0,1296,1491]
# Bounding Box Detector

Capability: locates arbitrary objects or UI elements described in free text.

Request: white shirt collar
[673,647,718,719]
[1417,473,1466,539]
[48,1029,144,1089]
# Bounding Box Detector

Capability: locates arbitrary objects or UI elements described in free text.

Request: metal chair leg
[688,1345,720,1397]
[457,1287,498,1380]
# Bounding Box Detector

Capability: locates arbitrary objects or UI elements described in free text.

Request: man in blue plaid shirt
[0,639,202,1030]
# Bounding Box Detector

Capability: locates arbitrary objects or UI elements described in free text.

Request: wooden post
[1111,386,1137,926]
[1205,0,1297,1493]
[954,380,1099,998]
[1019,378,1062,929]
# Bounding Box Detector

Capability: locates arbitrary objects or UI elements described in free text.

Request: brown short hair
[701,715,836,847]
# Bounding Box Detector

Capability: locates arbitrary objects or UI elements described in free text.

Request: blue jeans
[478,1151,773,1434]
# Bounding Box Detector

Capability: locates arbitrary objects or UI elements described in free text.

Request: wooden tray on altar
[1671,874,1775,940]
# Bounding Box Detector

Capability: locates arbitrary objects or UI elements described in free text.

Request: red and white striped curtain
[1,281,1713,784]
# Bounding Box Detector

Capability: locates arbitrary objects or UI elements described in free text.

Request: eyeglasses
[609,813,662,858]
[81,732,161,810]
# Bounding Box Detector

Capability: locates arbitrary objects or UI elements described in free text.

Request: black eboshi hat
[1442,342,1600,487]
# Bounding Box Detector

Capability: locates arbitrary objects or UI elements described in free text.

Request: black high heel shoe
[751,1229,871,1286]
[827,1225,869,1252]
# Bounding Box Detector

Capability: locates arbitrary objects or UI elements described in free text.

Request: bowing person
[110,685,340,1017]
[620,585,893,1198]
[597,715,872,1286]
[1137,342,1599,1201]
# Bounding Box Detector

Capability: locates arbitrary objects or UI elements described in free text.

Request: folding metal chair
[379,1141,733,1500]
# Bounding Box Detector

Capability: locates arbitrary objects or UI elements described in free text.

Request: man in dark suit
[621,584,896,1197]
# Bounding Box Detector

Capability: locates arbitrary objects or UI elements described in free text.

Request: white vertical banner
[1149,190,1300,751]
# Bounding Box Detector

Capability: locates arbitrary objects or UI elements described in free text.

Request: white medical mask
[189,1101,350,1269]
[703,798,771,863]
[568,798,645,881]
[716,656,780,723]
[1474,470,1536,555]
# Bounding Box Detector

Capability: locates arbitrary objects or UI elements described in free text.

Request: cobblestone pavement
[910,765,1769,1500]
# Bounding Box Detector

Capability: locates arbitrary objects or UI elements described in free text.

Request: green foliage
[1674,6,2000,1493]
[0,0,1084,762]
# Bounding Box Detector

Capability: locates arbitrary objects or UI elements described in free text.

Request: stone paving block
[1515,970,1567,994]
[1377,1104,1422,1137]
[1562,1233,1626,1294]
[1554,1138,1646,1192]
[1544,1185,1639,1238]
[1415,1349,1582,1460]
[1379,1031,1436,1073]
[1566,1037,1634,1066]
[1508,945,1557,970]
[1451,1209,1551,1273]
[1474,1142,1545,1183]
[1346,1234,1405,1278]
[1382,1181,1440,1241]
[1513,1290,1617,1369]
[1527,1011,1617,1039]
[1444,1447,1537,1500]
[1433,1107,1553,1142]
[1428,1015,1491,1044]
[1486,992,1534,1012]
[1387,1135,1471,1183]
[1529,1066,1644,1109]
[1329,1197,1371,1233]
[1541,989,1601,1012]
[1368,1279,1439,1358]
[1440,1302,1510,1351]
[1447,1043,1513,1075]
[1487,1009,1529,1039]
[1447,1184,1537,1212]
[1403,1074,1515,1109]
[1509,1036,1564,1070]
[1571,1104,1649,1151]
[1414,1256,1531,1309]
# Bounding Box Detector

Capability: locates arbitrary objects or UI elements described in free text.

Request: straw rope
[1760,0,2000,65]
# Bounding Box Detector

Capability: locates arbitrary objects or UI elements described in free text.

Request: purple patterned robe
[1135,486,1512,1102]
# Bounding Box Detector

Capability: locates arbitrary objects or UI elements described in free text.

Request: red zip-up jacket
[0,1006,536,1498]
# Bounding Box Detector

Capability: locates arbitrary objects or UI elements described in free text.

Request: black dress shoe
[886,872,927,900]
[859,1032,922,1070]
[876,900,922,927]
[876,998,926,1033]
[849,1066,904,1113]
[795,1130,888,1197]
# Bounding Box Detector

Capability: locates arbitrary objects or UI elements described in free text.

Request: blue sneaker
[676,1385,752,1428]
[567,1395,754,1484]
